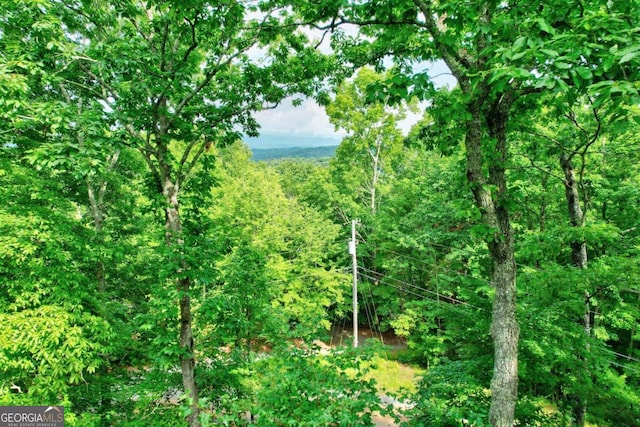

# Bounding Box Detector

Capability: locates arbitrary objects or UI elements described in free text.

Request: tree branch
[524,128,570,155]
[182,14,199,64]
[170,37,257,125]
[514,152,565,183]
[78,61,120,102]
[126,16,156,53]
[412,0,475,92]
[176,104,248,185]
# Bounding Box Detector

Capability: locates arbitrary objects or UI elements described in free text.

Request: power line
[360,272,436,303]
[605,349,640,364]
[365,278,384,340]
[372,249,640,334]
[359,271,480,316]
[359,265,486,310]
[376,247,494,287]
[609,361,640,375]
[360,271,640,375]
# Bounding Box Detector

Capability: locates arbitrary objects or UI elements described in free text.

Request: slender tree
[326,67,407,217]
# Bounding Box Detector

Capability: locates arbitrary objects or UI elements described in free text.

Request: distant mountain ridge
[244,133,342,149]
[251,145,338,161]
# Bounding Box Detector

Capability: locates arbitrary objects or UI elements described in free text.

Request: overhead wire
[375,248,640,333]
[336,231,639,374]
[361,280,375,338]
[352,265,386,343]
[358,271,479,316]
[360,271,434,303]
[366,278,384,342]
[376,247,495,287]
[605,349,640,364]
[609,361,640,375]
[359,265,486,310]
[357,259,640,375]
[359,270,640,374]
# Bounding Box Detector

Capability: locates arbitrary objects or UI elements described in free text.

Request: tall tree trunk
[465,101,519,427]
[560,153,589,426]
[86,151,120,293]
[73,95,120,293]
[560,154,587,268]
[369,135,383,215]
[163,178,200,427]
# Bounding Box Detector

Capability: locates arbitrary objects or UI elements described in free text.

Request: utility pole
[349,219,358,348]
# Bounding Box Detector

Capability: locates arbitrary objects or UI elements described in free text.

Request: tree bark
[163,178,200,427]
[465,100,519,427]
[87,151,120,293]
[559,153,589,426]
[369,135,383,215]
[560,154,587,268]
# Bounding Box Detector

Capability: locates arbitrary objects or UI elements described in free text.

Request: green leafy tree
[0,156,113,415]
[324,67,413,337]
[274,158,341,219]
[202,143,346,350]
[0,1,340,424]
[249,347,384,427]
[509,99,640,425]
[291,2,640,424]
[327,67,409,218]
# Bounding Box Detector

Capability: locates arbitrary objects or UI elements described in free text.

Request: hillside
[244,133,342,149]
[251,145,338,161]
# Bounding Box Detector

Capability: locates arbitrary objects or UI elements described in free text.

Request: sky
[254,60,457,140]
[253,98,342,138]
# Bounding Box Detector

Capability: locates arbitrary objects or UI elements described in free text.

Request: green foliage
[327,67,409,219]
[2,0,640,425]
[403,361,562,427]
[406,88,466,155]
[402,361,492,427]
[248,346,384,426]
[274,158,341,217]
[198,144,347,350]
[0,156,115,410]
[0,305,111,404]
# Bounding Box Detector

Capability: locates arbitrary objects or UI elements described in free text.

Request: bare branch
[577,104,602,216]
[126,16,156,53]
[182,14,199,64]
[178,138,209,188]
[160,20,170,72]
[78,61,120,101]
[522,129,570,155]
[514,152,565,183]
[170,36,258,124]
[564,110,590,147]
[97,150,121,208]
[176,104,248,184]
[123,123,161,187]
[61,78,108,102]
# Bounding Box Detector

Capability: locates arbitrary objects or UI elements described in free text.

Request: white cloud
[255,98,345,137]
[255,61,457,138]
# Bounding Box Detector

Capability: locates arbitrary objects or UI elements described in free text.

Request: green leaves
[250,347,383,427]
[200,143,345,347]
[0,305,111,403]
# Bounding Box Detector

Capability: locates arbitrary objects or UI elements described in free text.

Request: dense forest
[1,1,639,426]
